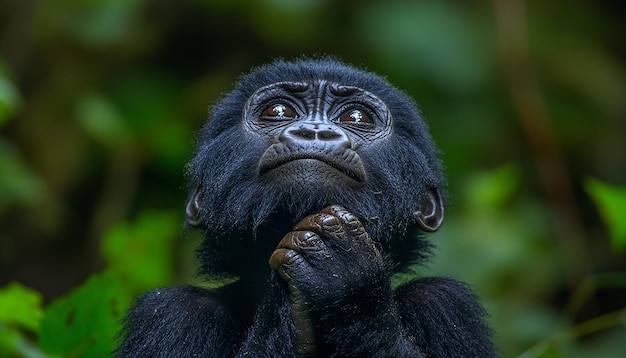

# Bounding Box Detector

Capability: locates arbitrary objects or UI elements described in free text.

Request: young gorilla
[117,59,496,357]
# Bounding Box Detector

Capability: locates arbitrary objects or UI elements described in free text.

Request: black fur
[116,58,496,357]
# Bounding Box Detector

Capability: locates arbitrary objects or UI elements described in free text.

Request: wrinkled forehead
[247,80,387,108]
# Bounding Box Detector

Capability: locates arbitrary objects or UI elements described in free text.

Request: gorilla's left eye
[263,103,295,119]
[338,109,372,124]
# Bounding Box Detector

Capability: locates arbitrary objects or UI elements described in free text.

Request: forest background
[1,0,625,357]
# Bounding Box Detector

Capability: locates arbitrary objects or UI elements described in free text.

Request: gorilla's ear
[185,186,204,227]
[415,188,444,232]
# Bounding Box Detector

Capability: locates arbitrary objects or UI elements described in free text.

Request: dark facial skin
[245,80,391,187]
[117,59,495,358]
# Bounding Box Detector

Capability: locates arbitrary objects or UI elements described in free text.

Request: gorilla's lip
[258,151,366,183]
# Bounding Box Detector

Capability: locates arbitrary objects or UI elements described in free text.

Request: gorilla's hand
[270,204,387,309]
[269,205,388,356]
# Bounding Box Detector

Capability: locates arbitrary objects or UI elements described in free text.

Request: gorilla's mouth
[258,149,366,183]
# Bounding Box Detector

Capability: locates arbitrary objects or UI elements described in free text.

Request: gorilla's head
[185,58,444,274]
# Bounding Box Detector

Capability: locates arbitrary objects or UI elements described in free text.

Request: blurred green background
[1,0,625,357]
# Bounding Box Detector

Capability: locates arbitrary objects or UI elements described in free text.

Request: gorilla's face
[186,61,444,243]
[245,80,392,189]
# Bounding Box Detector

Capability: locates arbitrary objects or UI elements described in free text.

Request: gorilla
[116,58,496,357]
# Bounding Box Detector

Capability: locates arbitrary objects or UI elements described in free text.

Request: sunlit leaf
[538,349,565,358]
[0,328,19,357]
[0,328,48,358]
[101,210,180,291]
[0,282,43,332]
[40,273,130,357]
[465,163,520,209]
[584,178,626,252]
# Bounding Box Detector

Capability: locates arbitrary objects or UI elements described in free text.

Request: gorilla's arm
[116,286,240,357]
[305,279,495,357]
[237,277,300,356]
[116,279,494,358]
[395,278,496,357]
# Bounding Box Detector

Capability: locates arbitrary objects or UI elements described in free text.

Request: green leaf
[101,210,180,291]
[0,328,19,357]
[465,163,520,210]
[39,273,130,358]
[0,329,48,358]
[0,282,43,332]
[584,178,626,252]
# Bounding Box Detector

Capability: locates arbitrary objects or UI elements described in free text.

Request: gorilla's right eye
[263,104,295,119]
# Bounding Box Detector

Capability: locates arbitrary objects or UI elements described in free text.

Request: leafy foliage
[0,283,44,357]
[100,210,181,291]
[0,282,42,333]
[585,178,626,253]
[39,274,128,358]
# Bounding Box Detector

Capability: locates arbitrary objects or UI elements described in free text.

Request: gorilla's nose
[280,122,351,148]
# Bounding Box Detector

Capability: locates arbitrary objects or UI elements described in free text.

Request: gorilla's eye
[338,109,372,124]
[263,104,295,119]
